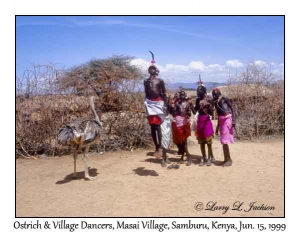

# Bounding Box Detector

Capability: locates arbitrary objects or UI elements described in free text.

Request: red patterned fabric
[149,96,162,101]
[172,121,191,144]
[147,115,163,125]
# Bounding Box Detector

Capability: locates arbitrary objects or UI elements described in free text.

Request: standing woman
[212,88,235,167]
[195,82,216,166]
[169,90,193,166]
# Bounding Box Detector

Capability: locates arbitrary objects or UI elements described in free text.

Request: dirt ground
[16,121,284,217]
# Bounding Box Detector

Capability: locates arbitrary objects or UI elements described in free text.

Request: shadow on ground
[132,167,159,176]
[56,168,98,184]
[143,156,224,167]
[213,160,226,166]
[146,152,154,157]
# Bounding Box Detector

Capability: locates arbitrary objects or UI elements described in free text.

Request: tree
[58,55,144,95]
[57,55,145,111]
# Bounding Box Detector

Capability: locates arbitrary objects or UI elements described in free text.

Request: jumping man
[144,52,167,162]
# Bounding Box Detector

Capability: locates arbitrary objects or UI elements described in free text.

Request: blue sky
[16,16,284,83]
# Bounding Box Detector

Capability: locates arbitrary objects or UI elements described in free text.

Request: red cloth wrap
[148,115,163,125]
[172,121,191,144]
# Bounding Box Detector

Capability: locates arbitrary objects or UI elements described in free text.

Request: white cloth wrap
[191,112,199,132]
[144,98,165,122]
[175,115,189,128]
[161,116,172,149]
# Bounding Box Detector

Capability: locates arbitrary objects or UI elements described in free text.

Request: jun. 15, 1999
[257,223,286,231]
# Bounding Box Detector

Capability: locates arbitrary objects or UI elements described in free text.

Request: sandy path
[16,126,284,217]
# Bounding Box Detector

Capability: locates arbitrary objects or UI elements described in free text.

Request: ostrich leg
[84,145,96,180]
[73,148,78,179]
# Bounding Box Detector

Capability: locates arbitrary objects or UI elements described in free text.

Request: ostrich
[57,96,102,180]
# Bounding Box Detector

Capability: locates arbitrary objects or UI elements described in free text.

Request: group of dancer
[144,52,235,168]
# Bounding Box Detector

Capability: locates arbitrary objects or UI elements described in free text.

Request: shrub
[219,62,284,139]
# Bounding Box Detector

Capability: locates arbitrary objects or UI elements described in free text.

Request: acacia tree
[58,55,145,111]
[59,56,143,92]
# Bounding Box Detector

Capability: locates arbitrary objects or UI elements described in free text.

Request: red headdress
[212,88,221,94]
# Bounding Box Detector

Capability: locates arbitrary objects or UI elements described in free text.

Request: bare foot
[186,159,192,166]
[85,176,96,181]
[206,159,212,166]
[222,160,233,167]
[199,159,207,166]
[154,149,162,159]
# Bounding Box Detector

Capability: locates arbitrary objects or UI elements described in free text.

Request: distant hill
[166,82,227,91]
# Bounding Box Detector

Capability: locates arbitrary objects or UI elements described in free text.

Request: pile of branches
[224,63,284,140]
[16,56,153,158]
[99,111,152,152]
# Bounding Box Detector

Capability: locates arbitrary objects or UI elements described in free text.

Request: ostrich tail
[90,96,102,126]
[57,126,75,145]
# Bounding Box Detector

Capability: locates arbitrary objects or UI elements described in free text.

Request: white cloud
[271,63,284,73]
[271,63,284,78]
[206,64,224,72]
[130,58,226,82]
[130,58,150,71]
[188,61,205,71]
[272,69,280,75]
[254,60,268,68]
[164,64,189,72]
[131,58,283,83]
[131,58,205,74]
[225,60,244,68]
